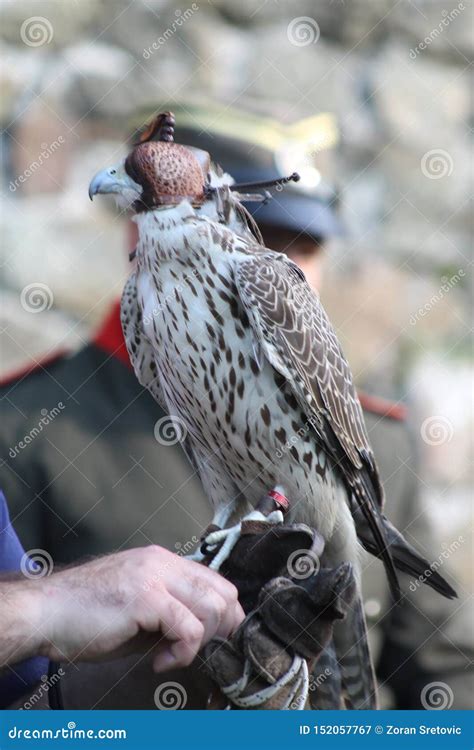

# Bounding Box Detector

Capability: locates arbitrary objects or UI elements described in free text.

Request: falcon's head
[89,111,298,234]
[88,112,210,212]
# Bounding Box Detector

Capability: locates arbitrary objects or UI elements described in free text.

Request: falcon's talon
[184,548,206,563]
[208,526,243,571]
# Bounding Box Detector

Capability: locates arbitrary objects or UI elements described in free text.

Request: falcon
[89,113,456,709]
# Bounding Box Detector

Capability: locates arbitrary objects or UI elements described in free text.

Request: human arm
[1,545,244,673]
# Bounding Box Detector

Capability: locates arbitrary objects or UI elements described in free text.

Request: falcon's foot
[204,509,284,571]
[184,548,206,563]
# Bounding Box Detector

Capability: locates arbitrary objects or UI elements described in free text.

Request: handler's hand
[12,546,244,673]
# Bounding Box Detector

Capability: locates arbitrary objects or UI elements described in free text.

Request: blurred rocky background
[0,0,472,582]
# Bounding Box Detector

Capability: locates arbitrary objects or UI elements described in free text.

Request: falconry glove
[201,497,356,710]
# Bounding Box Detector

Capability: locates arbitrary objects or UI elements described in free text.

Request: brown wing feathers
[236,255,401,598]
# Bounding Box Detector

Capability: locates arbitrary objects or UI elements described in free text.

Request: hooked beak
[88,164,141,201]
[89,167,118,200]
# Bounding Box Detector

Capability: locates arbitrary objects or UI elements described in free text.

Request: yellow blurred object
[130,100,338,154]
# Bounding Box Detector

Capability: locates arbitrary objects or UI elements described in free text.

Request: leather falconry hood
[125,112,210,211]
[125,111,300,213]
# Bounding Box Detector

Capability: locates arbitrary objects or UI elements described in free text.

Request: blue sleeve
[0,491,50,708]
[0,490,30,571]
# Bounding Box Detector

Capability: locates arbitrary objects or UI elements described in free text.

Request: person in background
[1,103,471,709]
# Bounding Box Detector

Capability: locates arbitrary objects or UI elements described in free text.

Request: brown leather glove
[201,498,355,710]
